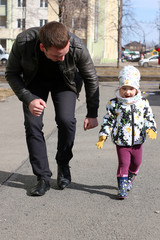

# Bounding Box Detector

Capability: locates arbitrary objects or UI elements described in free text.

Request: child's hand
[146,129,157,139]
[96,136,107,149]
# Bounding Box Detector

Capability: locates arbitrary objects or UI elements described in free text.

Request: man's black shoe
[30,179,50,196]
[57,165,71,190]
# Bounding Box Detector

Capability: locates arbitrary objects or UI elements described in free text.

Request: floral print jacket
[99,95,157,146]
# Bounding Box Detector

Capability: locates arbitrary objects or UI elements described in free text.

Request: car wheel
[1,59,7,65]
[143,62,148,67]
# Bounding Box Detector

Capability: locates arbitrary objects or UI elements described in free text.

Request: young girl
[96,65,157,199]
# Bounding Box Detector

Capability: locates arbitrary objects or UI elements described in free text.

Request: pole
[117,0,123,68]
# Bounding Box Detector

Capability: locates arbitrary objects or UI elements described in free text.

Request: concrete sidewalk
[0,88,86,184]
[0,82,160,240]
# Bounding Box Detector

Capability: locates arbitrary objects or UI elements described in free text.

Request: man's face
[40,42,69,62]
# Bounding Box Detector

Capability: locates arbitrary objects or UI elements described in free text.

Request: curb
[98,75,160,82]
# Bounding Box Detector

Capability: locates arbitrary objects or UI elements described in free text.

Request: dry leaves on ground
[0,88,14,102]
[95,66,160,77]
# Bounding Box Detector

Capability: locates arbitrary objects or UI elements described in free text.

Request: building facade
[48,0,118,63]
[1,0,119,63]
[87,0,118,63]
[124,41,146,53]
[0,0,48,52]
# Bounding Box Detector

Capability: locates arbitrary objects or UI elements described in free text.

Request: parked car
[129,52,140,62]
[138,55,159,67]
[130,55,141,62]
[0,52,9,65]
[121,51,132,62]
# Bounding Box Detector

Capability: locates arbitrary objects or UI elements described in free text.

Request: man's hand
[83,117,98,130]
[28,99,47,116]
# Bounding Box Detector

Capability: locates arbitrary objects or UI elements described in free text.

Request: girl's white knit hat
[118,65,140,90]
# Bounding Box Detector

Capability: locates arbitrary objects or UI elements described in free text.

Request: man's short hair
[39,21,69,50]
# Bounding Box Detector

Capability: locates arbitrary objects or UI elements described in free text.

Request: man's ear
[40,43,45,52]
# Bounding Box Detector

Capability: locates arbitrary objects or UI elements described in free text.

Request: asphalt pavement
[0,81,160,240]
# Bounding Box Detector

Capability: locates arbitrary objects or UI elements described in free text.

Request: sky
[123,0,159,46]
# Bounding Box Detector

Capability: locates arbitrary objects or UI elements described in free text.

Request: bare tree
[117,0,123,68]
[56,0,88,31]
[155,2,160,44]
[98,0,139,67]
[48,0,88,45]
[49,0,139,66]
[110,0,151,67]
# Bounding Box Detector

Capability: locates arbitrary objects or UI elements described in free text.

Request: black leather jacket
[5,27,99,117]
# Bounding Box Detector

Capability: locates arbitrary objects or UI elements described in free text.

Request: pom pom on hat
[118,65,140,90]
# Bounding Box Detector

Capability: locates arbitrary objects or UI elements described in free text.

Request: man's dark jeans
[23,86,77,182]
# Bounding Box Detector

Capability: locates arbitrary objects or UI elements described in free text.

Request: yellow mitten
[146,129,157,139]
[96,136,107,149]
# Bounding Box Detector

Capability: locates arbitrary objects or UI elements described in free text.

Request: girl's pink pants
[116,144,143,177]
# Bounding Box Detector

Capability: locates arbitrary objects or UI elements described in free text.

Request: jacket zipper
[131,105,134,145]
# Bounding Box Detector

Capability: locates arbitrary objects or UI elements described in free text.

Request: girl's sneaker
[117,177,128,199]
[127,172,136,191]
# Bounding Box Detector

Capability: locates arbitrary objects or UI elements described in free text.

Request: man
[5,21,99,196]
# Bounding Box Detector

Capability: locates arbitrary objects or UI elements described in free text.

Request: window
[0,16,6,27]
[152,56,159,60]
[17,19,25,29]
[0,0,6,5]
[40,0,48,8]
[0,39,6,50]
[18,0,26,7]
[40,19,47,27]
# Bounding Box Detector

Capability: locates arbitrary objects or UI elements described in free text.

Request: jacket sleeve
[144,99,157,133]
[75,42,99,118]
[99,100,117,137]
[5,38,38,106]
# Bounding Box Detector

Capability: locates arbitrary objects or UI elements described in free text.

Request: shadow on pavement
[145,91,160,106]
[1,171,57,195]
[0,171,118,199]
[69,182,118,200]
